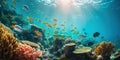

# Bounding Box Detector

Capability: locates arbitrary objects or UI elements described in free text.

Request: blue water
[6,0,120,48]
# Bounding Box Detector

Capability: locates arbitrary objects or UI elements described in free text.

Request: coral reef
[73,47,93,60]
[0,23,18,60]
[62,43,76,60]
[73,47,92,54]
[16,43,42,60]
[94,42,114,60]
[21,40,40,48]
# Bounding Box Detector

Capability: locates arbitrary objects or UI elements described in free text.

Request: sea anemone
[16,43,42,60]
[0,23,18,60]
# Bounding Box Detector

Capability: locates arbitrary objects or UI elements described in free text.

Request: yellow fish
[42,22,52,28]
[34,30,42,37]
[27,16,33,23]
[46,24,53,28]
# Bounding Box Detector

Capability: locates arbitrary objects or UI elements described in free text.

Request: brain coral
[0,23,18,60]
[16,43,42,60]
[94,42,114,56]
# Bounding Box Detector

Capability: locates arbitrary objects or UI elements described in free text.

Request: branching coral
[94,42,114,56]
[0,23,18,60]
[16,43,42,60]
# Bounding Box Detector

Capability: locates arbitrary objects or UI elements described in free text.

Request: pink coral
[16,43,42,60]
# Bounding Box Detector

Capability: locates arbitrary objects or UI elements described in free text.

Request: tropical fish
[74,31,80,34]
[62,29,67,33]
[42,22,52,28]
[71,29,76,32]
[52,23,57,27]
[34,30,42,37]
[11,24,15,29]
[84,32,87,35]
[53,31,59,35]
[9,5,16,9]
[93,32,100,38]
[22,5,29,12]
[61,23,65,26]
[13,25,23,33]
[27,16,33,23]
[8,14,14,18]
[46,24,53,28]
[71,27,77,33]
[101,36,104,39]
[12,0,17,4]
[11,20,17,25]
[37,19,41,23]
[78,35,86,39]
[52,18,58,23]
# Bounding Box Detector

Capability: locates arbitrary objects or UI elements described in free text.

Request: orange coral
[0,23,18,60]
[94,42,114,56]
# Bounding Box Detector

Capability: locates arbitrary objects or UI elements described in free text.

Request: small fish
[93,32,100,38]
[11,20,17,25]
[8,14,14,18]
[42,22,48,25]
[71,29,76,32]
[42,22,52,28]
[12,0,17,4]
[101,36,104,39]
[27,16,33,23]
[37,19,41,23]
[62,29,66,33]
[22,5,29,12]
[14,25,23,33]
[74,31,80,34]
[11,24,15,29]
[84,32,87,35]
[52,23,57,27]
[53,31,59,35]
[78,35,86,39]
[61,24,65,26]
[46,24,53,28]
[9,5,16,9]
[71,27,77,33]
[52,18,57,23]
[34,30,42,37]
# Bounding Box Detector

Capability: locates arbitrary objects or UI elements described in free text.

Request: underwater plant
[94,42,114,60]
[0,23,18,60]
[16,43,42,60]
